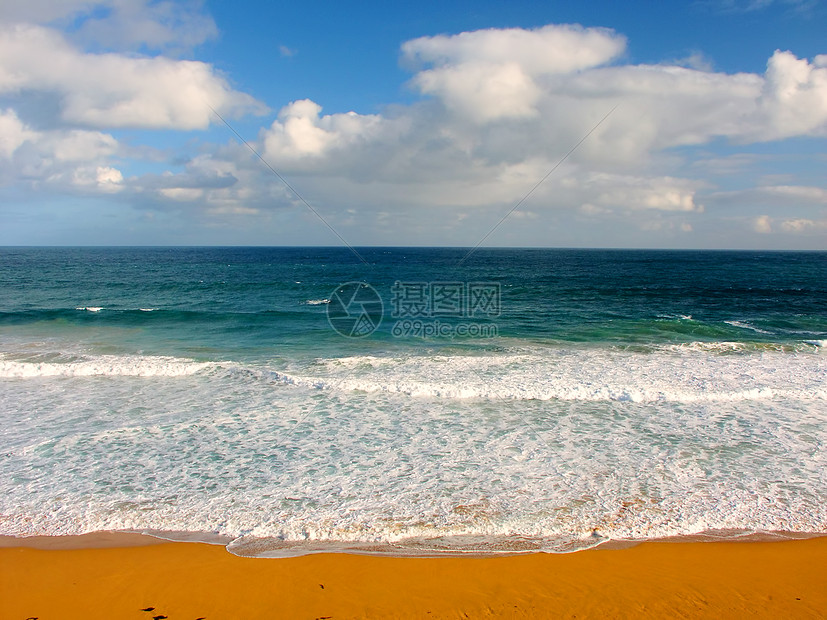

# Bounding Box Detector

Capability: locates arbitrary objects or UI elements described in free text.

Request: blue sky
[1,0,825,248]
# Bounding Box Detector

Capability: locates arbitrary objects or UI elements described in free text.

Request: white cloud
[69,165,124,192]
[216,30,822,235]
[40,130,119,162]
[262,99,388,163]
[413,61,542,122]
[402,25,625,74]
[781,218,813,232]
[0,107,124,193]
[0,24,265,130]
[72,0,218,53]
[96,166,123,185]
[265,100,340,157]
[588,174,704,212]
[253,29,827,196]
[754,215,773,233]
[751,215,827,234]
[755,50,827,139]
[0,109,36,158]
[403,25,625,123]
[0,0,217,52]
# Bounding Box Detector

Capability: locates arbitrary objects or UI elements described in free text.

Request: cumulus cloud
[0,108,125,193]
[262,100,385,160]
[238,28,824,227]
[402,25,625,74]
[254,28,826,187]
[0,24,265,130]
[0,109,35,158]
[402,25,625,122]
[755,51,827,139]
[70,165,124,193]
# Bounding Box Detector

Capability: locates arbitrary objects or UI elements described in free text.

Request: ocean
[1,247,825,556]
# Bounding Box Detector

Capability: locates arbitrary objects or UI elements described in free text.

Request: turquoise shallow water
[0,247,825,554]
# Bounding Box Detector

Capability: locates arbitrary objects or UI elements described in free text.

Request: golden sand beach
[1,534,825,619]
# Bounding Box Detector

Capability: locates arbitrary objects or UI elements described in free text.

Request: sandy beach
[1,534,825,619]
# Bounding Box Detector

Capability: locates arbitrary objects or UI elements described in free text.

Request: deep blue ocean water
[1,247,825,554]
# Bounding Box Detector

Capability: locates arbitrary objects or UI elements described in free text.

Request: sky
[0,0,825,249]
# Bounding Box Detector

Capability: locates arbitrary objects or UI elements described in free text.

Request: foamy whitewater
[1,248,825,555]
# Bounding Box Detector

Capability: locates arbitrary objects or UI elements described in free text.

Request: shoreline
[2,535,825,618]
[0,528,822,555]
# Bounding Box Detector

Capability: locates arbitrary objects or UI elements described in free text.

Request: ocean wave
[724,320,773,335]
[265,344,827,403]
[0,355,218,378]
[2,342,824,402]
[663,340,817,354]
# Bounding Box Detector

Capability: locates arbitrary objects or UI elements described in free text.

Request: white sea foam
[2,343,825,551]
[2,345,824,402]
[0,355,217,378]
[76,306,103,312]
[304,299,330,305]
[270,346,827,403]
